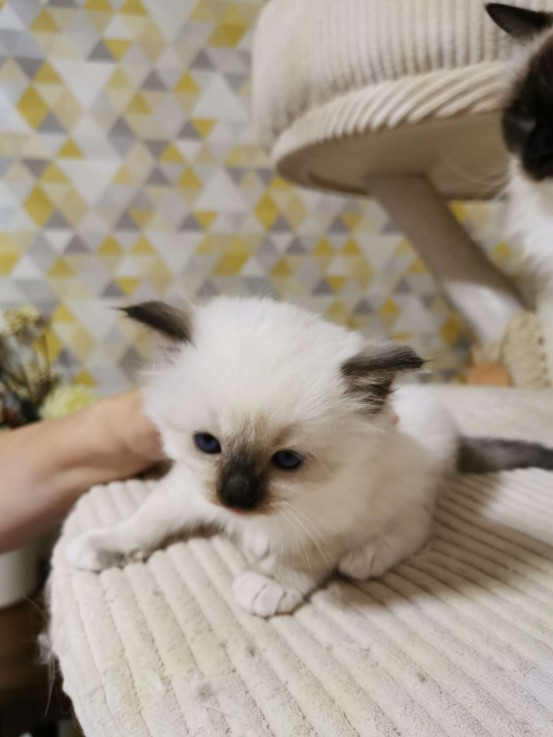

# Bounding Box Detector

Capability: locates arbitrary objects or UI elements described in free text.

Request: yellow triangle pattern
[104,39,132,59]
[17,88,48,128]
[58,139,83,158]
[121,0,147,15]
[255,193,278,228]
[161,143,185,163]
[175,74,199,95]
[85,0,113,11]
[0,237,20,276]
[25,187,54,226]
[441,315,462,345]
[35,63,63,85]
[48,258,74,278]
[31,10,60,33]
[213,240,251,275]
[3,0,481,390]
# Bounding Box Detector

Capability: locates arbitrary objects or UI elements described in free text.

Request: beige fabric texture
[472,312,551,389]
[49,386,553,737]
[501,313,551,388]
[253,0,553,169]
[473,312,551,389]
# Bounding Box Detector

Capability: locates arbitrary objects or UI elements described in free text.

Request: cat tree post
[252,0,540,379]
[367,176,524,345]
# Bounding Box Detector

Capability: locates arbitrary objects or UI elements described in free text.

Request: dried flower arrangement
[0,306,94,430]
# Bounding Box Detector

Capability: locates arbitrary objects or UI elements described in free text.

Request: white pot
[0,541,41,608]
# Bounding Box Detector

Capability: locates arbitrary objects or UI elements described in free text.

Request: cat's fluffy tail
[458,437,553,473]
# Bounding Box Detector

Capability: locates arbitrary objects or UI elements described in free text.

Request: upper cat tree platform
[253,0,553,359]
[253,0,516,201]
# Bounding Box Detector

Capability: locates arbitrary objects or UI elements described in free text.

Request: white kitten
[66,297,550,617]
[66,297,452,615]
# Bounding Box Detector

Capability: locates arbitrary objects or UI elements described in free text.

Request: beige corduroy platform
[253,0,553,376]
[253,0,546,198]
[49,386,553,737]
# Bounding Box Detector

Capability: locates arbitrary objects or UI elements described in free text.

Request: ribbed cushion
[49,387,553,737]
[252,0,553,198]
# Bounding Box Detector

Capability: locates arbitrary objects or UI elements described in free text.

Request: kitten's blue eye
[272,450,303,470]
[194,432,221,454]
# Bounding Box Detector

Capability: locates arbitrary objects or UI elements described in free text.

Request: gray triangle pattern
[17,57,43,78]
[178,121,200,140]
[39,112,66,134]
[1,0,473,390]
[115,212,140,230]
[313,279,333,296]
[65,235,89,254]
[191,50,214,70]
[143,70,166,90]
[102,281,126,298]
[89,41,114,62]
[24,158,49,177]
[45,211,71,229]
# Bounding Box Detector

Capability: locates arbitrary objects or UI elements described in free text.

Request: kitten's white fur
[66,297,458,617]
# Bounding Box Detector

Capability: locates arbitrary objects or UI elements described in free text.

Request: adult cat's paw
[65,531,131,571]
[233,571,303,617]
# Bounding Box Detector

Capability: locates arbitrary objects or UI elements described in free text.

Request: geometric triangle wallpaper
[0,0,518,392]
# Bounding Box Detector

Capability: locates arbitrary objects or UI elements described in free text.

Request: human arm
[0,390,164,553]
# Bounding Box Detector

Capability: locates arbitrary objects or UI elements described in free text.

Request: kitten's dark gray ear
[120,301,192,342]
[341,344,424,413]
[486,3,553,41]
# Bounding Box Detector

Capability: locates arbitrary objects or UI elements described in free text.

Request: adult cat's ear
[341,344,424,412]
[486,3,553,41]
[120,301,192,343]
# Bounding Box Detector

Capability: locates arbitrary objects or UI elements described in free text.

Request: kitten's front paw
[338,540,393,580]
[241,530,270,559]
[233,572,303,617]
[65,531,128,571]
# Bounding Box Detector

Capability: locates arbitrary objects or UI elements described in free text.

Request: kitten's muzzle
[217,472,265,511]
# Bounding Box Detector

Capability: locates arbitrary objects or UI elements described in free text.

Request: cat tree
[49,4,553,734]
[253,0,553,387]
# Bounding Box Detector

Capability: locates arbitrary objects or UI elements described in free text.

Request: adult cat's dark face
[487,3,553,180]
[504,39,553,180]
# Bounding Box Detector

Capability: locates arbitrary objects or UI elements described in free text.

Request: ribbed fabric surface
[49,387,553,737]
[253,0,553,162]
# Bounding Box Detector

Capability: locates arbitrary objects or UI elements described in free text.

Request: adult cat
[487,2,553,375]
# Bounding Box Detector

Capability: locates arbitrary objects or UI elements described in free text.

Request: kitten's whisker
[305,449,332,475]
[273,517,286,578]
[280,506,314,574]
[277,519,284,560]
[289,504,340,569]
[281,503,333,569]
[294,513,335,568]
[281,499,338,537]
[288,501,341,537]
[281,508,312,573]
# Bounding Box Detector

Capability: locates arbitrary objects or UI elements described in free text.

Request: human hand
[0,388,166,552]
[90,389,166,479]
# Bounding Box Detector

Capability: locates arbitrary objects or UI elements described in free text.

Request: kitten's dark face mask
[486,3,553,180]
